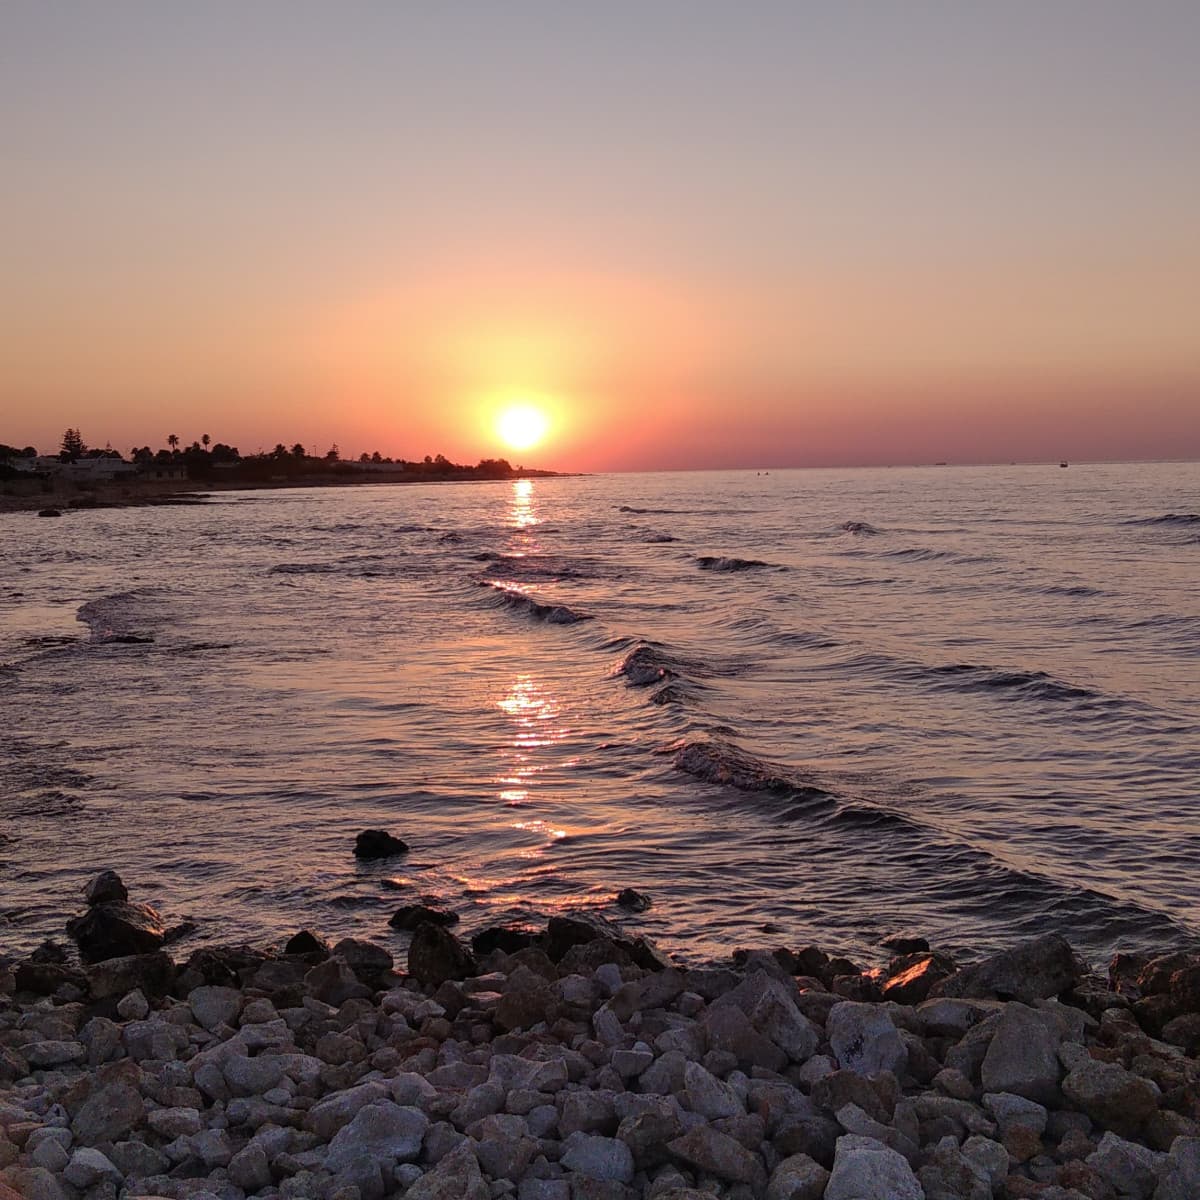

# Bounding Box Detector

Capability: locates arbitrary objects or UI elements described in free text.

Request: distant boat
[1059,461,1069,468]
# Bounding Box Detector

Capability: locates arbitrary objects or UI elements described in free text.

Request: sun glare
[496,404,549,452]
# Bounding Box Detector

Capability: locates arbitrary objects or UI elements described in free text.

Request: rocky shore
[2,867,1198,1200]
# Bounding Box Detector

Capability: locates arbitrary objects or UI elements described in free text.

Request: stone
[147,1107,203,1138]
[560,1133,635,1183]
[470,1114,537,1179]
[228,1142,272,1191]
[883,954,956,1005]
[116,988,149,1019]
[667,1124,765,1186]
[66,900,166,963]
[702,1002,788,1072]
[1062,1057,1160,1137]
[616,888,651,912]
[471,926,541,956]
[682,1060,744,1119]
[84,870,128,905]
[71,1075,144,1144]
[980,1003,1063,1103]
[354,828,409,859]
[960,1135,1009,1190]
[405,1143,490,1200]
[63,1147,122,1188]
[25,1040,85,1067]
[305,955,371,1006]
[188,984,242,1030]
[1154,1136,1200,1200]
[982,1092,1048,1136]
[767,1152,832,1200]
[544,912,627,962]
[409,922,476,987]
[306,1080,392,1139]
[827,1001,907,1077]
[284,928,329,956]
[1085,1132,1163,1197]
[224,1052,286,1095]
[932,934,1083,1002]
[824,1134,924,1200]
[331,937,394,980]
[390,904,460,930]
[325,1100,429,1197]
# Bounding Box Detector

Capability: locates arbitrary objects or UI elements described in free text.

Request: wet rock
[980,1002,1063,1103]
[1062,1057,1159,1137]
[354,828,409,859]
[545,912,627,962]
[471,925,540,956]
[827,1001,907,1077]
[883,954,957,1005]
[880,934,931,955]
[66,900,166,963]
[824,1134,923,1200]
[331,937,394,982]
[932,933,1083,1002]
[305,955,372,1006]
[409,923,476,987]
[616,888,651,912]
[86,950,174,999]
[83,870,128,906]
[390,904,460,930]
[37,508,62,518]
[284,929,330,957]
[1135,953,1200,1028]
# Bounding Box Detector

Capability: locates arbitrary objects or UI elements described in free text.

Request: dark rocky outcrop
[83,870,129,906]
[66,900,166,964]
[930,933,1084,1002]
[284,929,330,957]
[616,888,652,912]
[389,904,459,931]
[353,829,409,860]
[470,925,539,956]
[408,922,476,987]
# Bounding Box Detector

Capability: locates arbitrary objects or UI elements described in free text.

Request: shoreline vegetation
[1,851,1197,1200]
[0,432,565,515]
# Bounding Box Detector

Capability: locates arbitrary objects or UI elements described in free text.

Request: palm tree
[201,434,211,451]
[167,434,179,453]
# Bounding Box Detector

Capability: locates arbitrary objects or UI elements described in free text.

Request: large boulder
[827,1002,907,1077]
[85,951,174,1000]
[408,922,475,987]
[931,934,1082,1002]
[66,900,165,963]
[544,911,627,962]
[354,829,409,860]
[1062,1056,1160,1137]
[83,870,128,906]
[405,1143,489,1200]
[825,1134,924,1200]
[979,1003,1063,1103]
[883,953,956,1005]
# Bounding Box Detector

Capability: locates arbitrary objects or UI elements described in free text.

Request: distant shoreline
[0,470,575,515]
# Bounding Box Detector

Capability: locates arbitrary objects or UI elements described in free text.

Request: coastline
[2,868,1197,1200]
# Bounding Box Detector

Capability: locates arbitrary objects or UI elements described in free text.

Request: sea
[2,462,1198,972]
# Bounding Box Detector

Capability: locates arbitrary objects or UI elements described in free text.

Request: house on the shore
[138,461,188,481]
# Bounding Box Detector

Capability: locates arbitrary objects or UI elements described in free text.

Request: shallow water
[2,463,1198,969]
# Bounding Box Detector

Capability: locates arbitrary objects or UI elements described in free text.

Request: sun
[496,404,549,452]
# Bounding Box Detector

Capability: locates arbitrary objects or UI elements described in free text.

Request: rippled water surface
[2,464,1198,968]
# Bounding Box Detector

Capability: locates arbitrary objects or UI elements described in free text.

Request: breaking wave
[483,584,592,625]
[695,556,778,572]
[1126,513,1200,527]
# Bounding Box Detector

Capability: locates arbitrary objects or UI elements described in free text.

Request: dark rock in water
[616,888,651,913]
[331,937,394,983]
[354,828,409,860]
[390,904,460,931]
[931,933,1083,1002]
[29,939,69,965]
[1108,951,1150,997]
[37,508,61,517]
[545,911,627,962]
[882,952,957,1004]
[470,925,539,956]
[86,951,175,1000]
[284,929,330,958]
[66,900,166,964]
[880,933,930,954]
[408,922,476,987]
[304,956,371,1006]
[629,935,673,971]
[790,945,832,979]
[162,919,198,944]
[1132,951,1200,1029]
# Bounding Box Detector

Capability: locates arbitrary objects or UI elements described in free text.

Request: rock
[616,888,651,912]
[147,1108,203,1139]
[560,1132,635,1183]
[470,1114,538,1179]
[284,929,330,956]
[827,1001,907,1077]
[405,1144,489,1200]
[306,955,371,1005]
[1154,1137,1200,1200]
[883,954,956,1005]
[471,925,540,956]
[25,1040,86,1067]
[767,1152,832,1200]
[982,1092,1048,1137]
[932,934,1083,1002]
[545,912,626,962]
[881,934,931,954]
[116,988,149,1019]
[1062,1057,1160,1137]
[409,923,476,987]
[63,1147,121,1188]
[66,900,166,963]
[1136,953,1200,1028]
[980,1003,1063,1103]
[667,1124,766,1186]
[306,1080,392,1139]
[84,870,128,905]
[331,937,394,981]
[354,828,409,859]
[224,1052,286,1095]
[87,951,174,999]
[228,1142,272,1191]
[683,1060,744,1119]
[188,983,243,1030]
[37,508,61,517]
[1085,1132,1163,1197]
[390,904,460,930]
[825,1134,924,1200]
[13,959,87,996]
[71,1072,145,1144]
[701,1002,788,1072]
[325,1100,429,1194]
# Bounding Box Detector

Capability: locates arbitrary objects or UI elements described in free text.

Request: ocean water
[2,463,1198,971]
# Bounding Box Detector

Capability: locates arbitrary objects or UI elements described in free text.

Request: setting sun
[496,404,549,452]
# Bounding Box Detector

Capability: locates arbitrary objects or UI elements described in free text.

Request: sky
[2,1,1198,470]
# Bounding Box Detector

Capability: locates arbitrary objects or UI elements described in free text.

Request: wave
[695,556,778,572]
[1126,513,1200,527]
[641,533,678,543]
[1038,585,1105,598]
[613,644,681,686]
[483,584,592,625]
[925,662,1102,704]
[617,505,683,515]
[668,737,828,795]
[76,591,156,643]
[841,521,881,536]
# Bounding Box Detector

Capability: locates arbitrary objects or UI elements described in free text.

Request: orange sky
[2,4,1198,468]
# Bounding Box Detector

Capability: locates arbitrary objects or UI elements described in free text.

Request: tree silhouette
[291,443,306,459]
[201,433,211,451]
[167,434,179,452]
[59,428,86,462]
